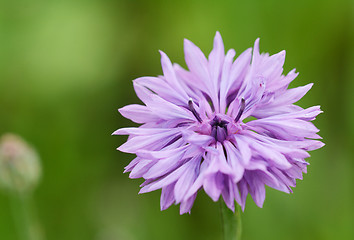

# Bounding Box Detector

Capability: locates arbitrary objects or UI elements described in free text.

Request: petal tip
[214,31,222,42]
[159,49,167,57]
[183,38,192,46]
[254,38,260,48]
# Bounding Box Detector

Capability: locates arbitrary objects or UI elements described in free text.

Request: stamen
[188,99,202,123]
[235,98,245,122]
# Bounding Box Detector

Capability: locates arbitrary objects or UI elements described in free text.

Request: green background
[0,0,353,239]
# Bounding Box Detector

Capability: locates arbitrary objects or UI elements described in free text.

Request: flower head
[114,32,324,214]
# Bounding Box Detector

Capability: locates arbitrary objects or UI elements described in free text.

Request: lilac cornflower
[113,32,324,214]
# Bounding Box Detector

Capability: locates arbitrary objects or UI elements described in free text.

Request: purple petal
[219,48,236,113]
[174,156,202,203]
[142,155,184,179]
[134,76,186,105]
[180,194,197,214]
[118,104,159,123]
[113,127,179,136]
[159,51,190,101]
[238,179,249,211]
[129,160,154,179]
[233,135,252,165]
[208,31,225,110]
[160,183,176,211]
[223,141,245,182]
[221,177,236,211]
[273,83,314,106]
[244,171,266,207]
[139,157,200,194]
[118,131,180,153]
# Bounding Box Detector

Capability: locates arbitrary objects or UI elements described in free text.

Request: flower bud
[0,134,41,193]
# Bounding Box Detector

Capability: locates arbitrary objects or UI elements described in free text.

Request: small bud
[0,134,41,193]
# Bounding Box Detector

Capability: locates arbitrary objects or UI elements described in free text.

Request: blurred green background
[0,0,353,239]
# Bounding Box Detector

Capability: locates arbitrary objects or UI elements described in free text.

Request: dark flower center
[188,98,246,143]
[210,116,228,142]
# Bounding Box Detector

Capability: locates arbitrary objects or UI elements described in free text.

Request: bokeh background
[0,0,353,239]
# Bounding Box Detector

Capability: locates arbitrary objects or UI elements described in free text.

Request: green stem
[220,201,242,240]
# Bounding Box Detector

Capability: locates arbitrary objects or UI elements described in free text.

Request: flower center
[188,98,246,143]
[210,116,228,142]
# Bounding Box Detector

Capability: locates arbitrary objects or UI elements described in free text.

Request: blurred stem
[9,190,31,240]
[8,165,33,240]
[220,201,242,240]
